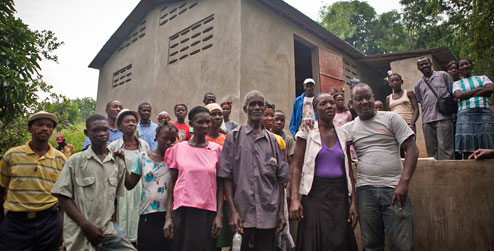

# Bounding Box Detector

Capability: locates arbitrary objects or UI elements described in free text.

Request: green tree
[73,97,96,121]
[319,0,377,54]
[0,0,64,158]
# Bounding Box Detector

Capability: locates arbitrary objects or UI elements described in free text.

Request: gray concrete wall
[351,159,494,250]
[96,0,242,124]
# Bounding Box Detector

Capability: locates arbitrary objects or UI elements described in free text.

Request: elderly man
[414,57,455,160]
[342,83,419,251]
[218,90,290,251]
[82,100,123,150]
[289,78,317,136]
[137,102,158,150]
[0,111,66,250]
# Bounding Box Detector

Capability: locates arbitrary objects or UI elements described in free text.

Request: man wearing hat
[0,111,67,250]
[56,135,75,159]
[289,78,318,136]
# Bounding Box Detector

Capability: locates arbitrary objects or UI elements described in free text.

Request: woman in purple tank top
[289,93,358,251]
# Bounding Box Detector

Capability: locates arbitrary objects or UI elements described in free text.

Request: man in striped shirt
[0,111,66,251]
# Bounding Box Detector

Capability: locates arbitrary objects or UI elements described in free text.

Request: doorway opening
[294,38,313,97]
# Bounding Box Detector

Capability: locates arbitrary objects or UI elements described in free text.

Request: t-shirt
[172,122,191,142]
[333,111,352,127]
[342,111,414,188]
[131,152,171,215]
[206,134,227,146]
[165,141,222,212]
[302,96,315,121]
[453,75,492,111]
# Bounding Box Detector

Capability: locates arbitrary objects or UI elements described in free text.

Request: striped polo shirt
[0,142,66,212]
[453,75,492,111]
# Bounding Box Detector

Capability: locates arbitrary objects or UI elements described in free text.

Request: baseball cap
[28,111,58,127]
[303,78,315,85]
[56,135,65,143]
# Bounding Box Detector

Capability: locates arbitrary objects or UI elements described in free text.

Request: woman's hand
[348,203,359,229]
[289,198,303,221]
[163,217,174,239]
[211,215,222,238]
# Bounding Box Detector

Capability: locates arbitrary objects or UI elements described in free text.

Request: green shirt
[51,147,126,251]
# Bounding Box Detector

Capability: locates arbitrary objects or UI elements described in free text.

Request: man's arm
[275,184,285,234]
[56,195,104,247]
[392,135,419,210]
[224,179,243,234]
[289,98,300,136]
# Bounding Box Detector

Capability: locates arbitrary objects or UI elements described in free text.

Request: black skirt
[296,176,358,251]
[172,206,217,251]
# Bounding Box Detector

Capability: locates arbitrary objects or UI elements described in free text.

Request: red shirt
[172,122,191,142]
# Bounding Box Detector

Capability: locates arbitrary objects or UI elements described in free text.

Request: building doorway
[294,38,313,97]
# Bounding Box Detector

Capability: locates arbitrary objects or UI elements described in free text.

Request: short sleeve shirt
[453,75,492,111]
[51,147,126,251]
[131,152,171,215]
[137,121,158,150]
[414,71,454,123]
[165,141,222,212]
[342,112,414,188]
[279,131,295,157]
[217,123,291,229]
[0,142,66,212]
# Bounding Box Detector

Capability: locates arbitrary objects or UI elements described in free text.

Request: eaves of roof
[88,0,365,69]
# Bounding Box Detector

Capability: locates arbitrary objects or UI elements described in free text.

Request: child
[272,110,295,165]
[124,122,178,251]
[333,93,352,127]
[52,115,135,251]
[386,73,419,132]
[157,111,171,124]
[374,100,385,111]
[171,104,191,142]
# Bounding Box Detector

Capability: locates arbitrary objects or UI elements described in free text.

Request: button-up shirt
[414,71,454,124]
[82,127,123,150]
[218,123,290,229]
[51,147,126,251]
[137,121,158,150]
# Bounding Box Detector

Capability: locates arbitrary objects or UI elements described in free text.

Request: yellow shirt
[273,133,286,150]
[0,141,66,212]
[59,144,75,159]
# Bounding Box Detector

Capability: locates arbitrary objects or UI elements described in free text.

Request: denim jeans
[357,186,413,251]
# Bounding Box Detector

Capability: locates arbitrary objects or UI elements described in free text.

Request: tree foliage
[73,97,96,122]
[0,0,63,124]
[0,0,65,158]
[319,0,494,79]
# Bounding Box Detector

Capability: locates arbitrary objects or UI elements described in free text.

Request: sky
[14,0,402,99]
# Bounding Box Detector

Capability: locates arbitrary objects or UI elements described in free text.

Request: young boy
[272,110,295,165]
[51,115,136,251]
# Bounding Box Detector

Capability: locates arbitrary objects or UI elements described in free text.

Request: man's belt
[8,204,59,219]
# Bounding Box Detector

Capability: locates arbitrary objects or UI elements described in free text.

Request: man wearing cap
[56,135,75,159]
[289,78,318,136]
[0,111,67,251]
[82,100,123,150]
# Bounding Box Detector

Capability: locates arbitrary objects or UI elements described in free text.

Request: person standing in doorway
[290,78,317,136]
[414,57,455,159]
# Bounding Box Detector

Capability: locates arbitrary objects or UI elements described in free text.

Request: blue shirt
[137,121,158,151]
[82,127,123,150]
[289,92,317,136]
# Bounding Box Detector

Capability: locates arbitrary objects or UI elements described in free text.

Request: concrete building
[89,0,455,155]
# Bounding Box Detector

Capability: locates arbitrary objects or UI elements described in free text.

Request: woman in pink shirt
[164,106,223,251]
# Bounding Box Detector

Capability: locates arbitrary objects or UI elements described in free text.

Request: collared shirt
[218,123,290,229]
[51,147,126,251]
[0,142,66,212]
[58,144,75,159]
[414,71,454,124]
[137,121,158,150]
[296,122,352,195]
[82,127,122,150]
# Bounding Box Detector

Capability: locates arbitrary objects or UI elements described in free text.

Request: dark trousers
[0,209,62,251]
[241,228,276,251]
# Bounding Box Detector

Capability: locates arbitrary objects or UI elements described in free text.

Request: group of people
[1,56,493,251]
